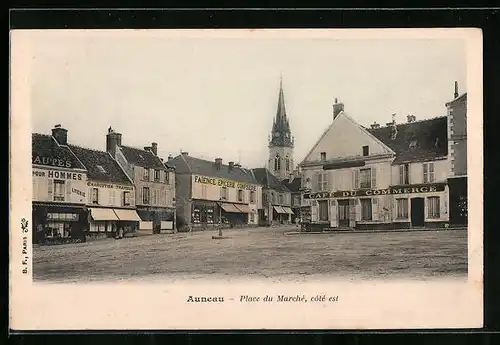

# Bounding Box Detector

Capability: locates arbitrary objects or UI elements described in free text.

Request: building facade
[69,145,140,239]
[446,81,468,226]
[252,168,293,226]
[32,126,88,244]
[106,128,176,234]
[170,153,262,230]
[300,100,450,231]
[268,78,295,180]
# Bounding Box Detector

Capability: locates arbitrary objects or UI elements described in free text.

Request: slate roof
[32,133,86,170]
[68,145,132,185]
[282,177,302,193]
[251,168,291,193]
[445,92,467,107]
[119,145,167,170]
[169,154,260,185]
[368,116,448,165]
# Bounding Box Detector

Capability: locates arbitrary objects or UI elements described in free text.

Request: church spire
[269,76,293,148]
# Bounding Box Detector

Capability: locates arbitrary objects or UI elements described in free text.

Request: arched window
[285,156,290,171]
[274,154,280,171]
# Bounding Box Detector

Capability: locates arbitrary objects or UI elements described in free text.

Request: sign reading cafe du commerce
[194,175,257,191]
[304,183,446,199]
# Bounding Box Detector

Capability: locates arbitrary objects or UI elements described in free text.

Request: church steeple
[268,76,295,180]
[269,76,294,149]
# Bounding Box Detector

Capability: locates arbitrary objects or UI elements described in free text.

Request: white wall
[32,166,87,204]
[390,159,449,185]
[87,180,135,208]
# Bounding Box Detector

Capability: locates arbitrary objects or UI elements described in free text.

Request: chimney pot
[106,127,122,158]
[215,157,222,170]
[181,151,189,156]
[151,142,158,155]
[52,125,68,145]
[370,122,380,129]
[228,161,234,170]
[333,99,344,120]
[454,81,459,99]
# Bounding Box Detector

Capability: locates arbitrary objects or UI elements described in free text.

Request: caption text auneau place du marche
[187,295,339,303]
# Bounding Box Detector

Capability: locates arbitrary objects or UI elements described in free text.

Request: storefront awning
[273,206,287,214]
[218,203,243,213]
[90,208,119,221]
[234,204,252,213]
[282,206,294,214]
[113,209,142,221]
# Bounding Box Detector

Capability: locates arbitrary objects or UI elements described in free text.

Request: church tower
[268,77,294,180]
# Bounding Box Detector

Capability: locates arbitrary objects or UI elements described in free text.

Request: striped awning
[218,203,242,213]
[282,207,294,214]
[234,204,252,213]
[89,208,119,221]
[273,206,287,214]
[114,209,141,221]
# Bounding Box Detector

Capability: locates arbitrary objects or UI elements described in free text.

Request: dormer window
[320,152,326,161]
[434,137,440,148]
[96,165,106,173]
[409,140,417,151]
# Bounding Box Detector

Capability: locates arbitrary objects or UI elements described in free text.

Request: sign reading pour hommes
[194,175,257,191]
[304,183,446,199]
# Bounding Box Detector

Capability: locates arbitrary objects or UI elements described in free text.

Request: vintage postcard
[10,28,483,330]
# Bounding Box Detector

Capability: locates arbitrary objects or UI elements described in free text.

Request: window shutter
[371,167,376,188]
[329,200,337,227]
[423,163,428,183]
[66,180,71,198]
[311,201,318,222]
[139,187,143,204]
[353,170,359,189]
[399,165,404,184]
[372,198,379,221]
[407,164,411,184]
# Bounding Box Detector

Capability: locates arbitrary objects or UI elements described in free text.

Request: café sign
[194,175,257,191]
[304,183,446,199]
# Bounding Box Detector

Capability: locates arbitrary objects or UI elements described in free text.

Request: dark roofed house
[282,176,302,224]
[169,153,263,231]
[368,116,448,165]
[106,129,176,235]
[251,168,293,226]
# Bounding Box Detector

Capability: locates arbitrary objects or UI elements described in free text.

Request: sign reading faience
[194,175,257,191]
[304,183,446,199]
[87,181,134,191]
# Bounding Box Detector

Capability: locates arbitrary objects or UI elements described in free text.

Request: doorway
[410,197,425,227]
[338,200,350,227]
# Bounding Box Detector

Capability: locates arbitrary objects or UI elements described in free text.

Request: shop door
[410,197,425,227]
[337,200,350,227]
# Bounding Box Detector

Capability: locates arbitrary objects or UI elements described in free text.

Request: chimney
[168,154,173,161]
[370,121,380,129]
[106,128,122,158]
[52,124,68,145]
[144,146,151,151]
[407,114,416,123]
[181,151,189,156]
[151,142,158,156]
[228,161,234,170]
[215,157,222,170]
[454,81,459,99]
[332,98,344,120]
[390,113,398,140]
[234,163,241,168]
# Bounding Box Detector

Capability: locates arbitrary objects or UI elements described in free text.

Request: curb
[284,228,467,236]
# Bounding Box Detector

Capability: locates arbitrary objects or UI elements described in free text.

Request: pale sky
[28,30,466,169]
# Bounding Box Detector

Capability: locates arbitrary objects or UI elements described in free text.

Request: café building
[68,145,140,238]
[32,126,89,243]
[169,153,262,230]
[299,100,450,231]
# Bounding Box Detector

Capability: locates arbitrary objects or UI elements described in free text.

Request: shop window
[143,168,150,181]
[220,187,228,200]
[423,162,435,183]
[427,197,440,219]
[318,200,329,221]
[142,187,150,204]
[91,187,99,205]
[53,179,66,201]
[207,208,214,223]
[250,190,255,203]
[396,198,408,219]
[192,206,201,223]
[360,198,372,221]
[123,191,131,206]
[154,169,160,182]
[362,145,369,156]
[359,169,371,189]
[399,163,410,185]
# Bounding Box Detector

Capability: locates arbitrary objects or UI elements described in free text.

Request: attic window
[320,152,326,161]
[96,165,106,173]
[362,145,369,156]
[434,137,440,148]
[409,140,417,151]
